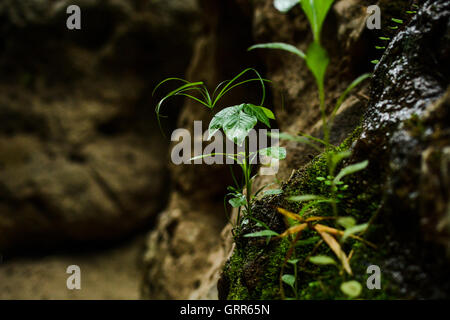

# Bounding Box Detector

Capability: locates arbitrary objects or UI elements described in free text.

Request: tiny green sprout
[243,230,280,238]
[375,46,386,50]
[288,259,301,265]
[391,18,404,24]
[309,255,337,266]
[341,280,362,298]
[406,11,417,14]
[371,60,380,65]
[379,36,391,41]
[388,26,399,30]
[282,274,296,289]
[412,4,419,9]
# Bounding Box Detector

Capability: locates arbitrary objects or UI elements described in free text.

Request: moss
[223,236,291,300]
[404,113,426,139]
[221,125,403,300]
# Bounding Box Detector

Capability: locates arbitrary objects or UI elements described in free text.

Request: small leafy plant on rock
[154,68,286,225]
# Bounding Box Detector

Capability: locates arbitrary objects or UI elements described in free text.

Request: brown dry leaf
[304,216,335,222]
[314,226,353,275]
[277,208,303,222]
[279,223,308,238]
[277,208,334,223]
[315,224,377,249]
[314,224,341,234]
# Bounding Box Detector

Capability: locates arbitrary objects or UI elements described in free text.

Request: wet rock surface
[355,0,450,298]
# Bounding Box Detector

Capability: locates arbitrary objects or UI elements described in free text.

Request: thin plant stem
[244,136,252,216]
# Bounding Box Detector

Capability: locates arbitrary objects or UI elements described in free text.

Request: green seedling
[154,68,286,225]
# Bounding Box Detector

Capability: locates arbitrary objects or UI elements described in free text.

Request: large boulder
[0,0,198,252]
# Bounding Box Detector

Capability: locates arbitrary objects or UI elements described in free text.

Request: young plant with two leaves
[246,0,374,299]
[153,68,286,225]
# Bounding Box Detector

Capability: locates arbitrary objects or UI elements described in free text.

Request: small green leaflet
[300,0,335,43]
[333,160,369,184]
[244,230,280,238]
[259,106,275,120]
[282,274,296,288]
[306,42,329,96]
[340,280,362,298]
[259,147,287,160]
[228,195,247,208]
[295,236,320,246]
[342,223,368,242]
[262,189,283,196]
[288,194,324,202]
[309,255,337,265]
[274,0,299,13]
[337,216,356,229]
[248,42,306,60]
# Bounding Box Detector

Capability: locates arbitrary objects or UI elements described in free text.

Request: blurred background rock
[0,0,200,299]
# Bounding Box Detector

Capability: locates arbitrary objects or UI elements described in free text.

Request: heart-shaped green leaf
[208,105,243,139]
[281,274,296,288]
[222,109,258,146]
[309,255,337,265]
[259,106,276,120]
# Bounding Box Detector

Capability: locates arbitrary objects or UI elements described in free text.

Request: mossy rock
[219,0,450,300]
